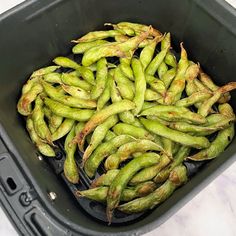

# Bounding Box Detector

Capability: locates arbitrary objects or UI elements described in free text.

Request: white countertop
[0,1,236,236]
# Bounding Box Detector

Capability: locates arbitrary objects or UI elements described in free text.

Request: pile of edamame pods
[17,22,236,223]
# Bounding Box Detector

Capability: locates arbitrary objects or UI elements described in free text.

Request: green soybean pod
[164,43,189,105]
[157,62,168,79]
[32,96,52,145]
[145,34,170,76]
[51,118,75,141]
[164,52,177,68]
[140,36,162,70]
[131,58,146,115]
[118,165,188,214]
[72,30,123,43]
[110,77,141,127]
[120,57,134,80]
[82,115,118,165]
[43,97,94,122]
[43,72,62,84]
[187,123,234,161]
[61,73,92,91]
[61,84,91,100]
[91,169,120,188]
[41,80,96,109]
[17,83,43,116]
[114,66,135,100]
[106,152,160,223]
[64,125,79,184]
[104,130,117,142]
[144,89,163,101]
[48,113,64,134]
[30,65,60,78]
[140,118,210,149]
[76,100,135,151]
[161,68,177,88]
[72,39,108,54]
[91,58,108,99]
[218,103,235,120]
[154,146,190,183]
[129,153,171,185]
[26,117,55,157]
[145,75,166,96]
[84,135,136,178]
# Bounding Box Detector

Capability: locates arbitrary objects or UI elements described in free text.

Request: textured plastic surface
[0,0,236,235]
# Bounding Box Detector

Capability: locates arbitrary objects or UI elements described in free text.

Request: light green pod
[187,123,234,161]
[43,72,62,84]
[131,58,146,115]
[84,135,136,178]
[145,75,166,96]
[51,118,75,141]
[161,68,176,88]
[72,39,108,54]
[88,62,116,72]
[64,125,79,184]
[76,100,135,151]
[110,78,141,127]
[91,58,108,99]
[140,36,161,70]
[140,118,210,149]
[218,103,235,120]
[82,115,118,164]
[118,165,188,214]
[41,80,96,109]
[144,89,163,101]
[61,84,91,100]
[154,146,190,183]
[164,52,177,68]
[130,153,171,185]
[119,57,134,80]
[145,34,170,76]
[107,152,160,223]
[73,30,123,43]
[164,43,189,105]
[26,117,55,157]
[44,97,94,121]
[114,67,135,100]
[61,73,92,91]
[32,96,52,144]
[157,62,168,79]
[104,130,117,142]
[30,65,60,78]
[141,101,159,111]
[17,83,43,116]
[105,140,164,170]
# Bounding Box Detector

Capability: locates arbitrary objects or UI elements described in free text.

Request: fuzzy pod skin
[84,135,136,178]
[118,165,188,214]
[32,96,52,145]
[131,58,146,115]
[64,125,79,184]
[164,43,189,105]
[82,115,118,165]
[75,100,135,152]
[26,117,55,157]
[17,83,43,116]
[30,66,60,78]
[129,154,171,185]
[104,139,164,170]
[154,146,190,183]
[77,181,156,203]
[43,97,94,122]
[140,118,210,149]
[106,152,160,223]
[41,80,96,109]
[187,123,235,161]
[61,84,91,100]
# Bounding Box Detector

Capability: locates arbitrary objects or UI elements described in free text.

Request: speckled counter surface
[0,1,236,235]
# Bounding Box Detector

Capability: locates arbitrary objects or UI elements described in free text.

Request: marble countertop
[0,1,236,236]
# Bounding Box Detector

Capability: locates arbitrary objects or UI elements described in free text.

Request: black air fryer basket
[0,0,236,235]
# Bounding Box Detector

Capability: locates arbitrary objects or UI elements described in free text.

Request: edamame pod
[187,124,234,161]
[118,165,188,213]
[43,72,62,84]
[30,65,60,78]
[26,117,55,157]
[82,115,118,165]
[158,62,168,79]
[131,58,146,115]
[106,152,160,223]
[161,68,176,88]
[84,135,136,178]
[140,118,210,149]
[75,100,135,151]
[64,125,79,183]
[61,84,91,100]
[43,97,94,121]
